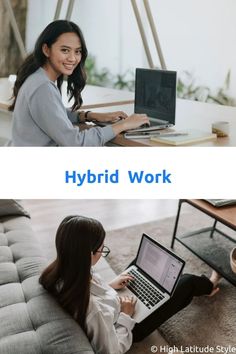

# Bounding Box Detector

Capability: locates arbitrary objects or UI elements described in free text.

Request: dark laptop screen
[135,68,176,124]
[136,234,185,295]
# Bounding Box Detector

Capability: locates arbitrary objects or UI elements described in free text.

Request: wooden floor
[23,199,180,258]
[23,199,179,230]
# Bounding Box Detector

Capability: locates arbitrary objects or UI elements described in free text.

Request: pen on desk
[157,133,189,137]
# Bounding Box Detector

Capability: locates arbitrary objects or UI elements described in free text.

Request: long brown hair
[39,215,105,331]
[9,20,88,111]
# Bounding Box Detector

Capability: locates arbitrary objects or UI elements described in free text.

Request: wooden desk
[0,77,134,110]
[62,83,134,109]
[171,199,236,286]
[1,77,236,146]
[93,99,236,146]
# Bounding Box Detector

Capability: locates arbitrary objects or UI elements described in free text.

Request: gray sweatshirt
[10,68,115,146]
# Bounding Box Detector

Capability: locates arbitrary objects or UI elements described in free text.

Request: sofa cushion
[11,242,43,261]
[37,319,94,354]
[1,216,32,232]
[0,303,33,338]
[5,229,34,244]
[0,262,19,284]
[0,246,13,262]
[21,276,46,302]
[0,283,25,308]
[0,233,7,246]
[17,257,46,281]
[0,214,94,354]
[0,332,42,354]
[27,292,72,328]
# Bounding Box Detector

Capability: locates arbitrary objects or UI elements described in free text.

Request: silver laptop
[96,68,177,132]
[205,199,236,207]
[122,233,185,323]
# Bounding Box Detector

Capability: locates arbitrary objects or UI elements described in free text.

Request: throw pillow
[0,200,30,218]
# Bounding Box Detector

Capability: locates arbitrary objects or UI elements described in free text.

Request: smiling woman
[42,32,83,82]
[7,20,148,147]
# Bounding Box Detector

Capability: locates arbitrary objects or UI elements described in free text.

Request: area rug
[106,212,236,348]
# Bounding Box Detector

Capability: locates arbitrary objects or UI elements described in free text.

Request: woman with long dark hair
[8,20,149,146]
[40,215,221,354]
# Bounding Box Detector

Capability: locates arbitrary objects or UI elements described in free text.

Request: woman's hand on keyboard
[119,296,137,317]
[112,114,149,135]
[109,273,134,290]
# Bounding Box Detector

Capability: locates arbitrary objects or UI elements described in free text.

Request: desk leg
[171,199,183,249]
[210,219,217,238]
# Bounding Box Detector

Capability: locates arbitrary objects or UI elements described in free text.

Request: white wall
[151,0,236,94]
[26,0,236,95]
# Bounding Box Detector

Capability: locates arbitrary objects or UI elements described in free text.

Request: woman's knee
[178,273,212,297]
[177,273,196,292]
[174,273,197,306]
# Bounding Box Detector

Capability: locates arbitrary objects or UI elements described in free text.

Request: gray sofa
[0,200,168,354]
[0,209,94,354]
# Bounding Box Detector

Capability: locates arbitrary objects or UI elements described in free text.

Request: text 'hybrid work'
[65,169,172,187]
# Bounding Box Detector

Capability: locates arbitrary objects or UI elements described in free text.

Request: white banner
[0,147,235,199]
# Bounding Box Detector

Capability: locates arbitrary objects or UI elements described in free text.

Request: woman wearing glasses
[39,215,221,354]
[8,20,148,146]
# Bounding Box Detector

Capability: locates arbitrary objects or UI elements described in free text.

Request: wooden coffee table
[171,199,236,286]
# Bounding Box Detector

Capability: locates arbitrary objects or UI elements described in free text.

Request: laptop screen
[135,68,176,124]
[136,234,185,295]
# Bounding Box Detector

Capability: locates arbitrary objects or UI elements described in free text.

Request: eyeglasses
[95,245,110,258]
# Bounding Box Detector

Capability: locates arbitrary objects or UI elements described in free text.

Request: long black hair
[9,20,88,111]
[39,215,105,331]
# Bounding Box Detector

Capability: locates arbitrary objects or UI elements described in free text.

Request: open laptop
[205,199,236,207]
[96,68,177,132]
[130,68,177,132]
[121,233,185,323]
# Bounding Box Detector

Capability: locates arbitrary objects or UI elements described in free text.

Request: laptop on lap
[121,233,185,323]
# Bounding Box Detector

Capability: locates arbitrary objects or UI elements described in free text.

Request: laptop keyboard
[149,121,162,127]
[139,121,163,128]
[127,268,165,309]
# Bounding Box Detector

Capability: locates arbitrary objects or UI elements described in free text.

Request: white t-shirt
[86,273,135,354]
